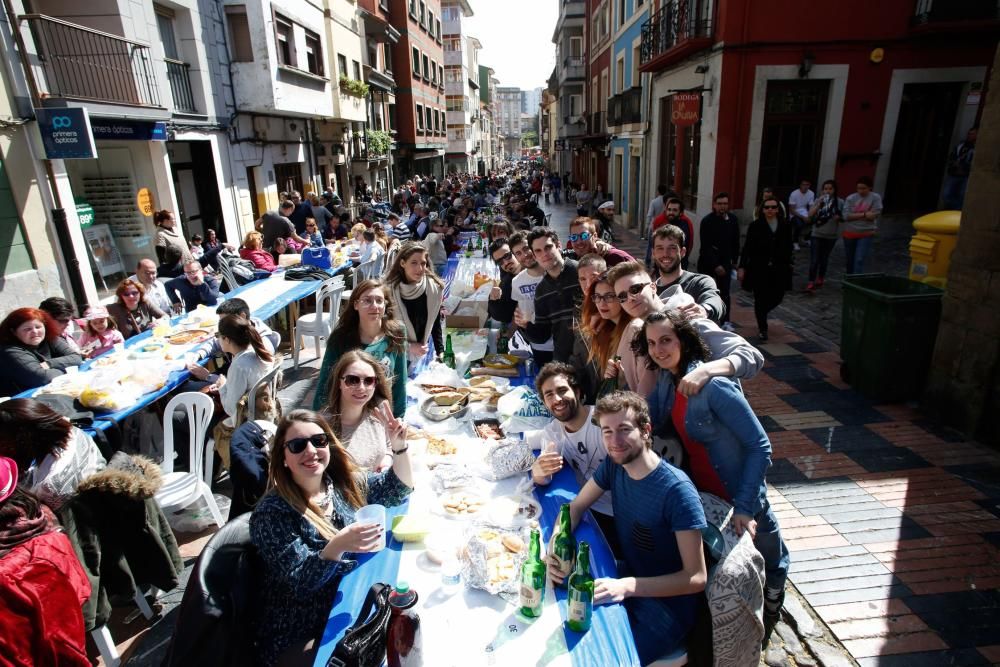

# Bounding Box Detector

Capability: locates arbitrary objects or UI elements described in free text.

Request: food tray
[420,394,469,422]
[473,418,504,440]
[166,329,211,345]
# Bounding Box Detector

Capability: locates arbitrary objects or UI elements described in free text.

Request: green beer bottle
[566,541,593,632]
[519,529,546,618]
[442,333,456,369]
[551,504,575,589]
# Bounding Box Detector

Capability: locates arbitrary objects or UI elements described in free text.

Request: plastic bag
[166,493,231,533]
[497,386,551,434]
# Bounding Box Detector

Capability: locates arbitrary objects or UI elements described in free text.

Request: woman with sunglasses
[321,350,400,471]
[303,218,324,248]
[580,273,634,399]
[313,279,407,416]
[107,278,167,340]
[634,309,789,646]
[187,314,273,419]
[738,195,794,341]
[384,241,445,365]
[250,409,411,666]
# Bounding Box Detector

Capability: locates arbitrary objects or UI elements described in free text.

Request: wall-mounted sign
[136,187,155,217]
[91,119,167,141]
[35,107,97,159]
[671,93,701,127]
[75,200,95,228]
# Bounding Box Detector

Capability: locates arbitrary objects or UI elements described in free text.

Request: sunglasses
[286,433,330,454]
[342,374,377,387]
[617,282,651,304]
[567,232,592,242]
[493,250,513,264]
[122,290,140,297]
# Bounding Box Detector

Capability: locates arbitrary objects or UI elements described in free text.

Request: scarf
[392,274,443,346]
[0,502,56,556]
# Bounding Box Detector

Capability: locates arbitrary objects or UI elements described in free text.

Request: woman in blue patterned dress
[249,408,412,666]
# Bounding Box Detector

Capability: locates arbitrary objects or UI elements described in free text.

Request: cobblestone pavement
[543,199,1000,666]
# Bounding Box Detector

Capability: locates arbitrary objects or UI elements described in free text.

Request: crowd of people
[0,161,890,666]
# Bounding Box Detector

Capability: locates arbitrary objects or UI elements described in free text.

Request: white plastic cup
[354,504,387,551]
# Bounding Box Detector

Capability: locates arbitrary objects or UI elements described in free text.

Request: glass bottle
[519,529,546,618]
[566,541,593,633]
[597,356,621,398]
[442,333,456,369]
[551,504,575,589]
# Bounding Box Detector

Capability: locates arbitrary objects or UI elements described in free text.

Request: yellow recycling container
[909,211,961,289]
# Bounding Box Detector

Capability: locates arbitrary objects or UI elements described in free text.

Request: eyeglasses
[493,251,513,264]
[359,296,385,308]
[285,433,330,455]
[122,290,140,297]
[593,292,617,304]
[567,232,592,242]
[616,282,651,303]
[184,269,202,276]
[342,374,377,388]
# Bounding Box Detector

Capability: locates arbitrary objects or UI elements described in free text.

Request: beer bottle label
[519,581,541,609]
[552,553,573,575]
[567,588,591,623]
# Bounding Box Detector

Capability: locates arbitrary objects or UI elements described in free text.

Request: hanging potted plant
[339,76,369,98]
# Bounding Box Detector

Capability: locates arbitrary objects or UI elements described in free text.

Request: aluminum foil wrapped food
[485,438,534,481]
[461,526,529,601]
[431,463,478,494]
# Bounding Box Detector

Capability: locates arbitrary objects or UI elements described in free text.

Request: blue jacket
[649,364,771,517]
[164,274,221,312]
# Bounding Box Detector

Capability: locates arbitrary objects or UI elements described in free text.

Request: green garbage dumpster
[840,274,944,403]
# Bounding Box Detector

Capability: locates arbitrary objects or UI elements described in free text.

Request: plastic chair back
[246,359,283,422]
[162,392,216,485]
[316,278,346,331]
[217,255,240,293]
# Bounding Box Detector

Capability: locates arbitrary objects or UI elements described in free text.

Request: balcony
[638,0,713,73]
[21,14,161,108]
[165,58,197,113]
[587,110,606,136]
[608,88,642,127]
[559,56,585,85]
[911,0,1000,32]
[554,0,585,36]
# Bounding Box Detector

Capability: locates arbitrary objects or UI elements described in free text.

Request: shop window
[225,5,253,62]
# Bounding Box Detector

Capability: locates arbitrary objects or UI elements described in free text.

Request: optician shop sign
[35,107,97,159]
[671,93,701,127]
[90,119,167,141]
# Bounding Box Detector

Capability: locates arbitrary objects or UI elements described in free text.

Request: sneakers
[762,589,786,649]
[816,277,825,288]
[806,281,815,293]
[722,322,736,332]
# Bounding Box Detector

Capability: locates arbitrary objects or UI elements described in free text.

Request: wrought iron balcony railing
[639,0,712,66]
[165,58,197,113]
[21,14,161,107]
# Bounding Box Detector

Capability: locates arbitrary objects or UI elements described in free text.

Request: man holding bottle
[547,390,707,665]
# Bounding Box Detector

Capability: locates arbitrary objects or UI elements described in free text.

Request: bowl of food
[482,353,519,370]
[420,393,470,422]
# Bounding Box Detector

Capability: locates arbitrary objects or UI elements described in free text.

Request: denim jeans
[941,175,968,210]
[843,236,874,274]
[808,237,837,282]
[754,500,791,595]
[625,591,698,664]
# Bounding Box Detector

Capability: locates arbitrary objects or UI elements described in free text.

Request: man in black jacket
[698,192,741,330]
[523,228,581,362]
[487,238,521,326]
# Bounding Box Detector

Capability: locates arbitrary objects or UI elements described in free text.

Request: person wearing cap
[77,305,125,358]
[0,455,93,666]
[595,200,617,242]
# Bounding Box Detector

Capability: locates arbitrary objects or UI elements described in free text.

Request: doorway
[168,140,225,242]
[273,162,304,197]
[885,82,962,215]
[757,80,829,202]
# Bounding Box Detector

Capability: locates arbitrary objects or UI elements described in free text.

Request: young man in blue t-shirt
[548,390,707,664]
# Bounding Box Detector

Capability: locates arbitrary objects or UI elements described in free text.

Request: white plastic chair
[156,392,225,528]
[246,359,284,421]
[342,255,378,304]
[293,278,345,367]
[216,254,240,293]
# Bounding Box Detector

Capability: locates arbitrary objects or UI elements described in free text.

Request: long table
[312,468,640,667]
[16,263,349,433]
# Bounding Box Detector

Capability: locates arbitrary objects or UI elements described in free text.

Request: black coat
[739,217,794,292]
[0,337,83,396]
[698,212,741,274]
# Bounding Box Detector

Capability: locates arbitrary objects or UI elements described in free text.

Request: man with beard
[547,390,707,666]
[511,232,555,367]
[524,228,581,362]
[487,238,521,326]
[531,363,619,556]
[650,198,694,269]
[651,225,724,324]
[568,217,634,267]
[698,193,741,331]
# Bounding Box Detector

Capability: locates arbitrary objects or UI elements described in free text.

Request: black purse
[329,582,392,667]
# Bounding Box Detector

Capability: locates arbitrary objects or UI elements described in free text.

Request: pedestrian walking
[805,180,844,292]
[739,195,794,341]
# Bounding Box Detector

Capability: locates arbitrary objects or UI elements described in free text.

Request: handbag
[331,582,391,667]
[302,246,333,269]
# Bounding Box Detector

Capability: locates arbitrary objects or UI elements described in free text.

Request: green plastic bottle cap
[395,582,410,594]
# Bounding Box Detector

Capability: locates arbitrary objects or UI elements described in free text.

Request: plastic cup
[354,504,386,551]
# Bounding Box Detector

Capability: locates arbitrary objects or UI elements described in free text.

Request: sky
[463,0,557,91]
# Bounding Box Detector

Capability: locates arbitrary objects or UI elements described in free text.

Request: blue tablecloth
[312,467,640,667]
[16,263,349,432]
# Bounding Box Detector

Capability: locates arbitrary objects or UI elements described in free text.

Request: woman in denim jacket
[636,309,789,648]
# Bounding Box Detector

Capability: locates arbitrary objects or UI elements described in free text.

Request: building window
[632,44,640,88]
[431,61,437,83]
[383,42,393,72]
[388,103,397,130]
[225,6,253,62]
[338,53,348,77]
[615,56,625,93]
[422,54,430,80]
[618,0,625,28]
[155,5,179,61]
[412,47,420,74]
[353,60,361,81]
[569,36,582,59]
[409,0,417,19]
[416,103,424,130]
[419,1,425,27]
[304,29,323,75]
[438,65,444,85]
[428,11,435,37]
[435,19,441,42]
[425,107,432,133]
[274,14,294,67]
